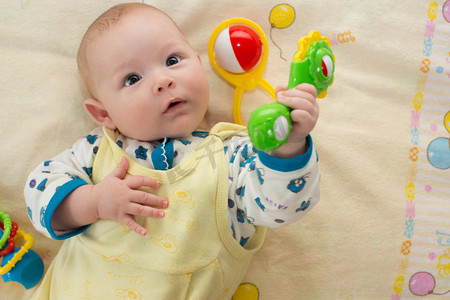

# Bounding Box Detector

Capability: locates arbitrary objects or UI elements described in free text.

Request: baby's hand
[271,83,319,157]
[93,157,167,236]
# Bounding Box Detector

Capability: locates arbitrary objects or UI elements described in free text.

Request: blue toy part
[1,247,44,289]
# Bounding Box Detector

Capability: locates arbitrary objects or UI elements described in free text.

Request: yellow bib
[33,122,266,300]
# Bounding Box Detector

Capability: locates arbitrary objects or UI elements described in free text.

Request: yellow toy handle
[208,18,276,125]
[0,230,34,275]
[232,87,244,125]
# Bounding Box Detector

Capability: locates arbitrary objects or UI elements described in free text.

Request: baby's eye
[166,56,180,66]
[124,74,142,86]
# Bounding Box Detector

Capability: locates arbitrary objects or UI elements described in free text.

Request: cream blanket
[1,0,449,299]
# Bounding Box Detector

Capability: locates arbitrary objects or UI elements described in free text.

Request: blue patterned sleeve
[24,127,104,240]
[224,135,320,246]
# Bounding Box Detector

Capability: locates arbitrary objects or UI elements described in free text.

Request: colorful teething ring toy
[0,230,34,275]
[0,211,45,289]
[0,222,18,256]
[1,228,44,289]
[0,211,12,250]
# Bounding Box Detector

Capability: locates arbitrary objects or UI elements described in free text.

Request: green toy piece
[0,211,12,250]
[287,40,334,93]
[248,31,335,151]
[247,102,292,151]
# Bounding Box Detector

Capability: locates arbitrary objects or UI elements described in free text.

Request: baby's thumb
[111,157,129,179]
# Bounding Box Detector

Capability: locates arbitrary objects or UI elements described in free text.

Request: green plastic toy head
[247,102,292,151]
[287,40,335,97]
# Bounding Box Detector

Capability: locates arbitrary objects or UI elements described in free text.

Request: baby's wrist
[269,137,307,158]
[52,184,98,231]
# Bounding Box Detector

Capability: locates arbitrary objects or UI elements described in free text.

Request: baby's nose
[154,77,175,93]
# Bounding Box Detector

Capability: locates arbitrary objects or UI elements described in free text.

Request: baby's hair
[77,3,163,97]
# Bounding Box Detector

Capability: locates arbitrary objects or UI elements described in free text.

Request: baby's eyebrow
[109,59,143,83]
[111,60,129,75]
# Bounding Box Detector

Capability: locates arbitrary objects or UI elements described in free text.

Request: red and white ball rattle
[213,25,263,74]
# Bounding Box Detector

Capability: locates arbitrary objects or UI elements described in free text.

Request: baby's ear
[84,98,116,129]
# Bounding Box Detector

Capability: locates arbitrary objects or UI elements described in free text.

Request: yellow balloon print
[444,111,450,133]
[269,4,296,61]
[269,4,295,29]
[232,283,259,300]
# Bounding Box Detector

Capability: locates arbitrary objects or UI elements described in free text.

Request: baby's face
[85,8,210,141]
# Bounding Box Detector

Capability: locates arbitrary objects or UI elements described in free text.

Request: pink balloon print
[444,0,450,22]
[409,272,435,296]
[409,272,450,296]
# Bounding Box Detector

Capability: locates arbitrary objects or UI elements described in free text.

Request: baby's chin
[163,129,197,140]
[162,121,203,139]
[121,117,202,141]
[137,128,197,142]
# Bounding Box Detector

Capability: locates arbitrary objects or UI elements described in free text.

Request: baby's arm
[226,137,319,230]
[226,84,320,243]
[25,129,167,238]
[52,157,167,236]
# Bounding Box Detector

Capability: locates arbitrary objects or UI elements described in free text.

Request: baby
[25,3,320,299]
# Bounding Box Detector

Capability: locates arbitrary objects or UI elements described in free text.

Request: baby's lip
[164,98,186,113]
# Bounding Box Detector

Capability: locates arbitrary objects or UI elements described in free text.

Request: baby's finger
[131,190,168,208]
[279,89,316,103]
[278,84,317,100]
[110,157,130,179]
[126,175,160,190]
[277,96,313,110]
[277,95,317,114]
[127,201,166,218]
[293,83,318,98]
[290,109,316,125]
[121,215,147,236]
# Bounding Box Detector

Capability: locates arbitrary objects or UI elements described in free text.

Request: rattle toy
[0,221,18,256]
[247,30,335,151]
[0,210,44,289]
[209,19,335,151]
[0,211,12,250]
[208,18,276,125]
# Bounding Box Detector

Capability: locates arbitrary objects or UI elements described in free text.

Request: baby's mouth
[164,98,186,113]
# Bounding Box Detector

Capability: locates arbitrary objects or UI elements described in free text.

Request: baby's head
[77,3,210,141]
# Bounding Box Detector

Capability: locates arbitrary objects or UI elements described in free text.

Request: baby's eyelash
[166,55,181,66]
[124,74,142,86]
